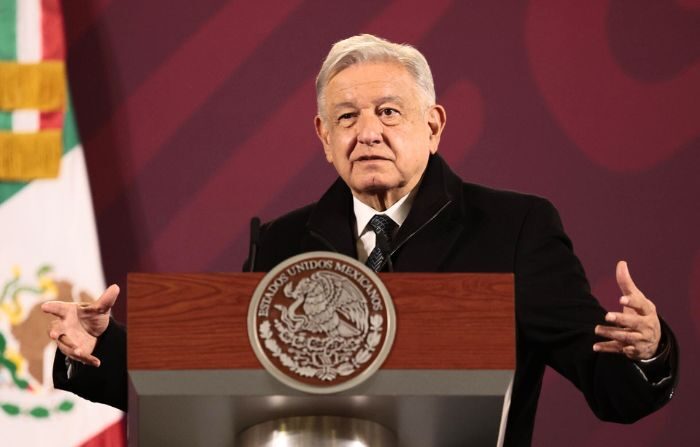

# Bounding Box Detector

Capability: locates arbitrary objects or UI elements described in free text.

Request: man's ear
[426,104,447,154]
[315,115,333,163]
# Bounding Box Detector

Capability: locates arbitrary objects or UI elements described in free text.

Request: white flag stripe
[0,389,122,447]
[16,0,42,63]
[11,109,40,132]
[0,146,122,445]
[43,339,56,389]
[0,147,106,296]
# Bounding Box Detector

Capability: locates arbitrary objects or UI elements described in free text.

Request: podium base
[130,369,513,446]
[238,416,396,447]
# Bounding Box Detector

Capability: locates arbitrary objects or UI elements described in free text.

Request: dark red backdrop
[61,1,699,445]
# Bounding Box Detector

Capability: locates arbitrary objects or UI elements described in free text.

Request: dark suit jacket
[54,154,677,446]
[53,317,127,412]
[245,154,677,446]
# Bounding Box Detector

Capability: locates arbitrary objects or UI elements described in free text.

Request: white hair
[315,34,436,118]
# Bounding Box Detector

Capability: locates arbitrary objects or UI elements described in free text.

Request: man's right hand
[41,284,120,367]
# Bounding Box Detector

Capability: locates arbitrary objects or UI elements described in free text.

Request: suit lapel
[301,155,468,271]
[391,155,466,272]
[303,178,357,258]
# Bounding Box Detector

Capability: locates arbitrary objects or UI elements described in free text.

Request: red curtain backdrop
[62,1,699,445]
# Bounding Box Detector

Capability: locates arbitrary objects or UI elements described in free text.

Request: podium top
[127,272,514,371]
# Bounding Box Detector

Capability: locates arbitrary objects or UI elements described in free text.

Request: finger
[623,345,639,358]
[95,283,119,313]
[73,348,101,367]
[55,336,81,362]
[604,312,647,330]
[594,325,643,344]
[616,260,638,296]
[55,336,74,357]
[48,328,62,340]
[48,319,64,340]
[56,337,101,367]
[619,292,655,316]
[41,301,68,318]
[82,284,119,315]
[593,340,625,353]
[56,333,77,349]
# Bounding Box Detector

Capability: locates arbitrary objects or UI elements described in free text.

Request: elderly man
[43,34,677,446]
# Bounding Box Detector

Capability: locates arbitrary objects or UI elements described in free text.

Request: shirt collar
[353,187,418,238]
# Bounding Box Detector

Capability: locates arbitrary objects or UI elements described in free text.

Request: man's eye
[379,108,399,117]
[338,113,355,121]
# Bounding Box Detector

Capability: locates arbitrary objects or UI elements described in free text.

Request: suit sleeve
[514,198,677,423]
[52,318,128,411]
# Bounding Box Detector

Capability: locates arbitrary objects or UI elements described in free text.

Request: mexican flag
[0,0,125,445]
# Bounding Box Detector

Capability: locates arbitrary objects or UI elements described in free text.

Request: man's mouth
[354,155,389,162]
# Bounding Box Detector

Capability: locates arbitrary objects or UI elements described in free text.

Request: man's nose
[356,113,383,146]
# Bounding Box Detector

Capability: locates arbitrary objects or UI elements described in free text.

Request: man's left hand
[593,261,661,360]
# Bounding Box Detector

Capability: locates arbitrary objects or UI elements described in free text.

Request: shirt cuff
[64,356,83,380]
[633,330,672,386]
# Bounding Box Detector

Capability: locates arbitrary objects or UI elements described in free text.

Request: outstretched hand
[593,261,661,360]
[41,284,120,367]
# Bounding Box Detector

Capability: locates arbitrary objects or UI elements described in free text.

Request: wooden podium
[128,272,514,446]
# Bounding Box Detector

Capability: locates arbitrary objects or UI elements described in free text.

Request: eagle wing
[313,271,369,335]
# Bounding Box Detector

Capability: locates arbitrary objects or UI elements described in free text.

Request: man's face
[315,62,446,210]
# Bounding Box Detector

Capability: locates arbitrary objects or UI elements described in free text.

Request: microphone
[248,217,261,272]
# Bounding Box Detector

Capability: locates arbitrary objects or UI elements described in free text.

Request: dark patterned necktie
[365,214,397,272]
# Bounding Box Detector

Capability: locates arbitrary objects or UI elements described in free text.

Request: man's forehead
[324,62,420,107]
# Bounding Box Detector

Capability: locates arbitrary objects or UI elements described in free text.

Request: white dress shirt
[353,188,417,263]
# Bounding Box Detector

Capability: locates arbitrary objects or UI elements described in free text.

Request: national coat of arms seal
[248,251,396,393]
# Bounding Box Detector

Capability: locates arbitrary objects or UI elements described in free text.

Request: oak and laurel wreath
[0,265,74,418]
[0,400,74,418]
[259,314,384,381]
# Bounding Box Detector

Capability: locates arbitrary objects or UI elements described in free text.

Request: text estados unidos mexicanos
[257,259,384,317]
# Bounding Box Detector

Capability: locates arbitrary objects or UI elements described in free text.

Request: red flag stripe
[41,0,64,60]
[40,0,66,133]
[78,418,126,447]
[39,110,63,130]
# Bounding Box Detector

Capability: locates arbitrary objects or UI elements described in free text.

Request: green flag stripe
[0,111,11,130]
[0,0,23,204]
[0,0,17,61]
[0,180,25,205]
[63,95,79,154]
[0,0,16,132]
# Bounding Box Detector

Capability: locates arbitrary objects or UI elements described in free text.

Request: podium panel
[128,273,515,446]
